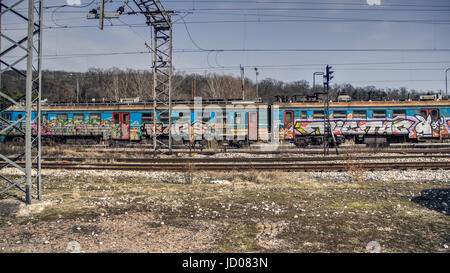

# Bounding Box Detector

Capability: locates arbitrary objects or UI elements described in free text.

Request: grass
[0,168,449,252]
[217,222,260,252]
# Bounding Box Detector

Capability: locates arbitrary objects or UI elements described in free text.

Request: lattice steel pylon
[89,0,173,156]
[133,0,173,156]
[0,0,43,204]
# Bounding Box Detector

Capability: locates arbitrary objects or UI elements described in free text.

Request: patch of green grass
[217,222,259,252]
[36,206,99,221]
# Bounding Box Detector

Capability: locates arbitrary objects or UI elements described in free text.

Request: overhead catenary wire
[4,0,449,91]
[157,0,450,9]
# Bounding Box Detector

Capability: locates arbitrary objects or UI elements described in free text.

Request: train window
[41,114,47,123]
[430,109,439,121]
[202,114,210,123]
[419,109,427,119]
[1,113,12,120]
[142,113,153,123]
[313,110,324,119]
[90,114,101,122]
[333,110,347,118]
[235,112,242,123]
[57,114,67,121]
[73,114,84,121]
[250,112,257,123]
[123,113,130,124]
[159,112,169,123]
[300,111,307,119]
[113,113,120,124]
[373,110,386,118]
[353,110,367,119]
[216,111,227,124]
[18,114,23,120]
[285,112,292,123]
[393,110,406,117]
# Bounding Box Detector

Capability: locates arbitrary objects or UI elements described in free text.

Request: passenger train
[1,97,450,147]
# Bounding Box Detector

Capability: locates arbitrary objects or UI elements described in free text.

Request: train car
[0,100,269,146]
[2,98,449,147]
[275,100,450,146]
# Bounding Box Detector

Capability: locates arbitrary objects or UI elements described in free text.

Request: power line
[175,48,450,53]
[185,10,450,24]
[160,0,450,9]
[6,16,450,31]
[174,64,450,73]
[3,48,450,61]
[335,79,443,83]
[177,7,450,13]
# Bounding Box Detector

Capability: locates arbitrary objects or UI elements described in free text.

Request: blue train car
[1,100,269,146]
[2,99,449,146]
[275,100,450,146]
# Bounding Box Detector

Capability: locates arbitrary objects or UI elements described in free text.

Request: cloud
[66,0,81,5]
[366,0,381,6]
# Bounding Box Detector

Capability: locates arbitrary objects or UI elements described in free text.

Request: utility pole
[240,65,245,100]
[87,0,120,30]
[323,65,338,156]
[192,77,196,99]
[446,68,450,99]
[99,0,105,30]
[254,67,259,99]
[313,72,324,92]
[76,77,80,103]
[0,4,2,93]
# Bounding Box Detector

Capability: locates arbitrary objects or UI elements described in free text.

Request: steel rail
[8,161,450,171]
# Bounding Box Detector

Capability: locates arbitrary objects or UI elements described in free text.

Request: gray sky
[2,0,450,92]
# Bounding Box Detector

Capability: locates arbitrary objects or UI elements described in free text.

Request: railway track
[29,154,450,164]
[56,147,450,155]
[33,161,450,171]
[16,143,450,149]
[2,149,449,171]
[6,160,450,171]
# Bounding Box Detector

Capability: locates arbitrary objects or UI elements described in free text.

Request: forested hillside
[0,68,436,105]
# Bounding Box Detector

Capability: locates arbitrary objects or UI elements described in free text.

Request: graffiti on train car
[414,115,446,138]
[144,120,216,140]
[28,118,114,139]
[293,116,450,138]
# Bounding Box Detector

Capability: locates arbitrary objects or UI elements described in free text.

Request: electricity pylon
[0,0,43,204]
[87,0,173,156]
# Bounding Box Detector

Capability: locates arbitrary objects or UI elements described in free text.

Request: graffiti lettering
[294,117,416,136]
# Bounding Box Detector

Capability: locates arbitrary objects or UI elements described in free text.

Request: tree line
[0,68,440,107]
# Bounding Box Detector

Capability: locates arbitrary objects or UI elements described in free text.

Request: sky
[2,0,450,93]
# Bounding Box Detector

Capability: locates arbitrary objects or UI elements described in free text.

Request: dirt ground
[0,169,448,253]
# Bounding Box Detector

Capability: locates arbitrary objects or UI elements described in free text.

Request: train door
[419,108,440,137]
[112,112,130,140]
[284,110,294,139]
[248,111,258,141]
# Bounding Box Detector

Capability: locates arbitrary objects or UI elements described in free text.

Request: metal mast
[88,0,173,156]
[323,65,338,155]
[133,0,173,156]
[323,76,331,155]
[0,0,43,204]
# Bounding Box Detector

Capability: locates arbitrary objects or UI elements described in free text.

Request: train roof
[3,98,449,112]
[274,100,450,108]
[4,99,268,111]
